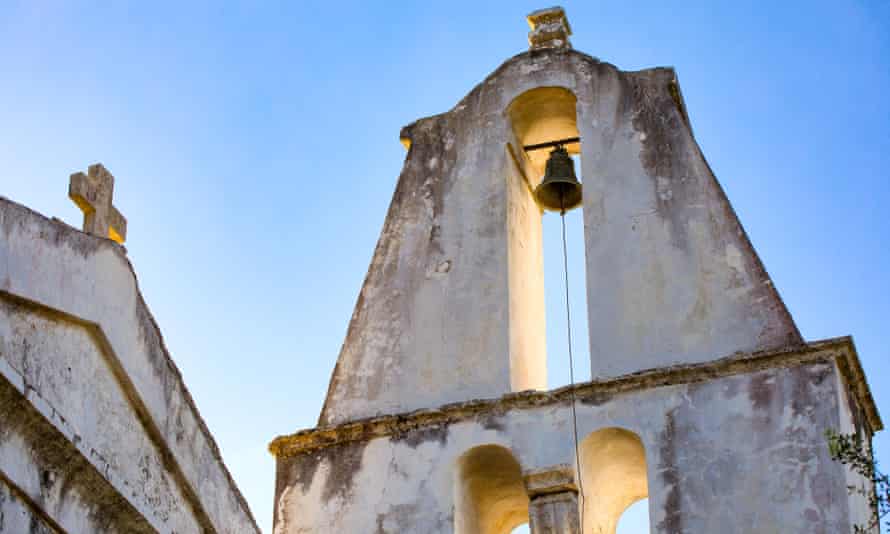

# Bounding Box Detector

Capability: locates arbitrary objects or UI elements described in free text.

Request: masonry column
[524,465,580,534]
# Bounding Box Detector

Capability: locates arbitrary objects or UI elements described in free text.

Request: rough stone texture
[0,361,155,533]
[0,476,57,534]
[580,65,801,379]
[274,349,877,533]
[523,465,576,497]
[527,7,572,50]
[524,466,580,534]
[319,45,801,428]
[528,492,579,533]
[68,163,127,244]
[0,196,259,533]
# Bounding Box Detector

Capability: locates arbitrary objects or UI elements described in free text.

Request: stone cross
[68,163,128,244]
[527,6,572,50]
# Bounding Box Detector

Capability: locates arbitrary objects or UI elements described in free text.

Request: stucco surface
[0,197,259,533]
[277,356,863,533]
[0,359,156,533]
[320,47,800,427]
[0,478,56,534]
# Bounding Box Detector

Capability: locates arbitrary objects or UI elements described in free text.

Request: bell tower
[271,7,881,534]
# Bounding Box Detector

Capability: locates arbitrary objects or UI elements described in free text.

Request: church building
[0,6,881,534]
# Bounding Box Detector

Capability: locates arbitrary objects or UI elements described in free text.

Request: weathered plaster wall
[0,197,259,533]
[320,110,518,426]
[321,48,800,426]
[834,359,876,529]
[0,477,56,534]
[277,351,868,533]
[0,298,195,532]
[577,65,800,378]
[1,360,155,533]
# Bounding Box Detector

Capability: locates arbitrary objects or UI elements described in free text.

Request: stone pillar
[524,465,580,534]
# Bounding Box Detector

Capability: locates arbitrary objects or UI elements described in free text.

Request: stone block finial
[527,6,572,50]
[68,163,127,244]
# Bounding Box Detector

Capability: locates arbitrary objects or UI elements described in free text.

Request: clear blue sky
[2,1,888,532]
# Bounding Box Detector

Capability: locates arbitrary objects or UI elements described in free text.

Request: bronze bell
[534,146,582,212]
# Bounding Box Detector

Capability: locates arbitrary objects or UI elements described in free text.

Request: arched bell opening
[454,445,529,534]
[579,428,650,534]
[504,86,589,393]
[507,86,580,178]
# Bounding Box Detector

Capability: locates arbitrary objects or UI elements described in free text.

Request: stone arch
[579,427,649,534]
[506,86,580,177]
[454,445,529,534]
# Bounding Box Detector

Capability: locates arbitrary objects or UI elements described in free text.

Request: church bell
[534,146,582,212]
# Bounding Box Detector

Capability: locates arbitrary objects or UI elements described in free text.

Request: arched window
[580,428,651,533]
[454,445,529,534]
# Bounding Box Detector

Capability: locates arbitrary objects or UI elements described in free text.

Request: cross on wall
[68,163,127,244]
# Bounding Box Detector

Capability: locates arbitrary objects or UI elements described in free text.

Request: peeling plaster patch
[579,389,613,406]
[747,372,776,412]
[519,62,544,76]
[444,131,455,151]
[655,177,673,201]
[321,441,368,504]
[790,363,831,419]
[477,412,506,432]
[390,424,448,448]
[281,452,321,495]
[725,243,744,273]
[656,410,682,533]
[375,503,421,533]
[626,71,694,251]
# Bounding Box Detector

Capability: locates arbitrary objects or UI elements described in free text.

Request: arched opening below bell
[579,428,650,534]
[454,445,529,534]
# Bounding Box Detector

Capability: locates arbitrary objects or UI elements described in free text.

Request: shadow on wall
[454,445,529,534]
[580,427,650,533]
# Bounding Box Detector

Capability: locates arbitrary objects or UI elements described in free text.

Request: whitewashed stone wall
[0,198,259,534]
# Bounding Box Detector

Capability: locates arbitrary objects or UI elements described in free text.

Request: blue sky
[2,1,888,532]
